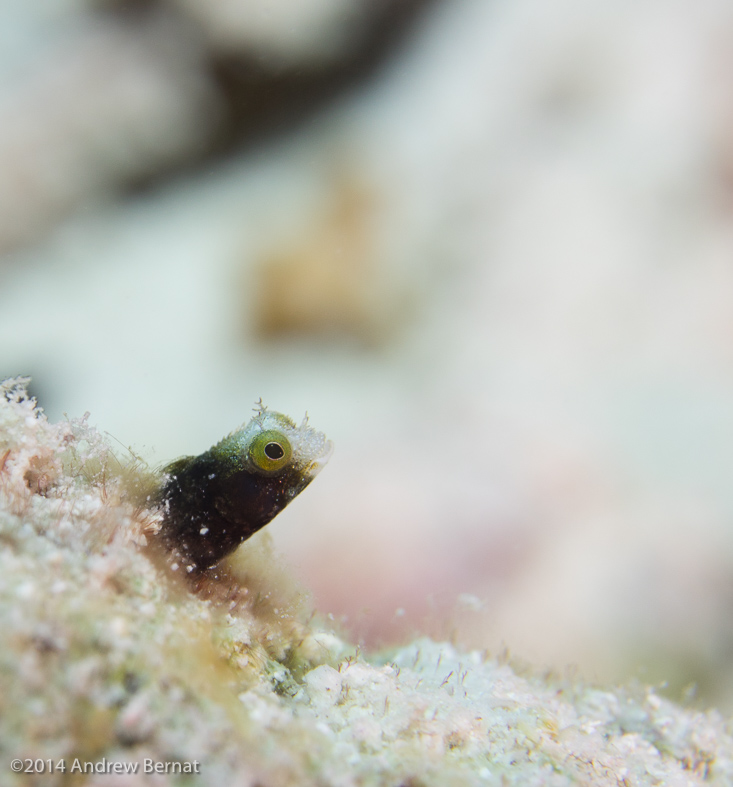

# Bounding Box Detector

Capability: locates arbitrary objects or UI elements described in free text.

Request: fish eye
[249,430,292,474]
[264,442,284,460]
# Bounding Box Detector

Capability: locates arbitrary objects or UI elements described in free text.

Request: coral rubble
[1,379,732,786]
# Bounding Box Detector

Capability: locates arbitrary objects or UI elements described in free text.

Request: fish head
[210,408,333,527]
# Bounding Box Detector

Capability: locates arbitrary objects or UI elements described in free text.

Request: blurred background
[3,0,733,709]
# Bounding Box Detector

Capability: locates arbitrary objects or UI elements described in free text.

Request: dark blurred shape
[104,0,440,173]
[0,0,438,252]
[206,0,439,156]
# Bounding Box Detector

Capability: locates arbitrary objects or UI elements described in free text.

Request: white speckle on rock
[116,692,155,744]
[15,581,35,599]
[350,717,383,749]
[109,617,128,637]
[304,664,343,708]
[341,662,387,691]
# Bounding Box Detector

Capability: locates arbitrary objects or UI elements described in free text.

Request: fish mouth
[304,439,334,479]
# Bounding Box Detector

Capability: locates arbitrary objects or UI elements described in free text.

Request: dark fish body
[155,408,332,574]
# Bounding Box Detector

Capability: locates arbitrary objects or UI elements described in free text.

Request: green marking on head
[210,408,333,484]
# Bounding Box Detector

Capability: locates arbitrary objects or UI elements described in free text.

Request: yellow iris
[249,430,292,475]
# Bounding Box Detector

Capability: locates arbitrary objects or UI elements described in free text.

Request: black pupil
[264,442,284,460]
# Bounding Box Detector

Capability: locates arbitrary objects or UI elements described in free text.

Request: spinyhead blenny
[155,403,332,575]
